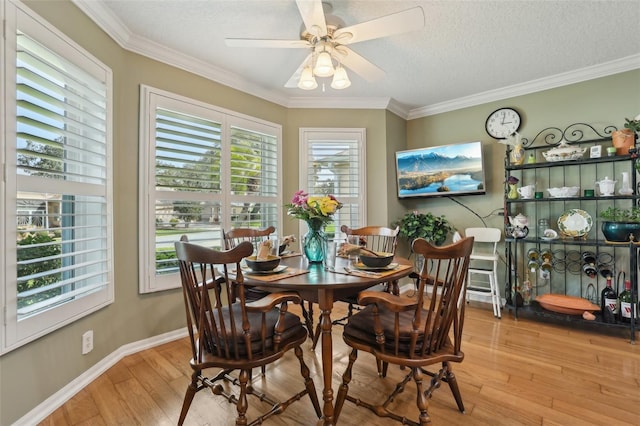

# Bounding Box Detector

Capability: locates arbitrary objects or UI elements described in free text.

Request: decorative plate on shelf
[557,209,592,238]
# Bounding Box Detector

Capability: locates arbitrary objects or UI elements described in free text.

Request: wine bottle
[600,275,618,323]
[618,279,636,323]
[522,271,532,306]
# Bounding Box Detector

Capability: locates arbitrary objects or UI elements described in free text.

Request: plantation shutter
[15,31,111,318]
[153,108,223,275]
[228,125,279,229]
[301,129,366,237]
[139,86,282,293]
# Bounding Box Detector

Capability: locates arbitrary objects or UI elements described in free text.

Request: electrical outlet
[82,330,93,355]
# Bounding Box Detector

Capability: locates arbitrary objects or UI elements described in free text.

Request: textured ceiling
[75,0,640,116]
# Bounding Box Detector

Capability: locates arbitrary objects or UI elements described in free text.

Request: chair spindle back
[176,239,276,363]
[411,237,474,356]
[341,225,399,254]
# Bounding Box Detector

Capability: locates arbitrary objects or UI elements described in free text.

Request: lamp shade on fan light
[313,51,334,77]
[298,66,318,90]
[331,65,351,89]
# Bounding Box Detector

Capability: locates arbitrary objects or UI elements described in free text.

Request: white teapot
[595,176,616,196]
[509,213,529,228]
[506,213,529,238]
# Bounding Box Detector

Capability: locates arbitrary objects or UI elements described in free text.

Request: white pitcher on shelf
[619,172,633,195]
[517,184,535,199]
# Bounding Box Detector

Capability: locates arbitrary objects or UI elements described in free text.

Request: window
[299,128,366,238]
[139,86,281,293]
[2,1,113,353]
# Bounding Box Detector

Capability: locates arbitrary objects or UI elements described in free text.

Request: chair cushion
[344,304,432,354]
[340,283,387,305]
[205,305,303,357]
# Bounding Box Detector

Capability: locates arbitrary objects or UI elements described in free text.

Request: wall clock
[485,107,521,139]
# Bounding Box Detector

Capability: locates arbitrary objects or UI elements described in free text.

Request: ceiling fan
[225,0,425,90]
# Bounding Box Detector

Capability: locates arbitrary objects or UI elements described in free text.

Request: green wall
[1,0,638,424]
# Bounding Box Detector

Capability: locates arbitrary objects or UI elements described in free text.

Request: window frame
[298,128,366,239]
[139,85,282,293]
[1,0,114,354]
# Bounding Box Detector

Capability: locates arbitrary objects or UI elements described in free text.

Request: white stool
[464,227,502,318]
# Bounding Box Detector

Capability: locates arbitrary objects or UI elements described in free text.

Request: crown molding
[73,0,640,120]
[386,98,410,118]
[407,54,640,120]
[71,0,133,47]
[71,0,291,107]
[286,96,394,110]
[126,33,292,106]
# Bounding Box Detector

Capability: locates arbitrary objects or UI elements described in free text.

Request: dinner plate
[242,265,288,275]
[353,262,398,271]
[557,209,592,238]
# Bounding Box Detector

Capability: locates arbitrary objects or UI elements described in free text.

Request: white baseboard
[13,328,188,426]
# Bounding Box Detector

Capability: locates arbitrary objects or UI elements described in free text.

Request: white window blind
[153,107,224,277]
[139,86,282,293]
[299,128,366,238]
[2,1,113,353]
[16,33,110,316]
[228,125,279,228]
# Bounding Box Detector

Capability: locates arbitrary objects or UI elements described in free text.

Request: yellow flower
[320,197,339,215]
[307,196,339,216]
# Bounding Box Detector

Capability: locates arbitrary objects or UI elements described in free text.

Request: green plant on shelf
[623,114,640,133]
[600,206,640,223]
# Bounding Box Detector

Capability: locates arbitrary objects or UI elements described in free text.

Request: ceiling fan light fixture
[298,66,318,90]
[330,65,351,89]
[313,50,335,77]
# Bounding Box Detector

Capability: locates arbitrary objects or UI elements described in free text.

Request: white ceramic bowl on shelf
[546,186,580,198]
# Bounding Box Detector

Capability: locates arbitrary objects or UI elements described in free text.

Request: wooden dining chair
[222,226,276,302]
[311,224,399,349]
[334,236,474,425]
[174,237,321,426]
[223,226,315,339]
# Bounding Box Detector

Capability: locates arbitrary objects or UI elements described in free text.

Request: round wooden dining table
[242,254,414,426]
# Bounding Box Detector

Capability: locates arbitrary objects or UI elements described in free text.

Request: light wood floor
[39,301,640,426]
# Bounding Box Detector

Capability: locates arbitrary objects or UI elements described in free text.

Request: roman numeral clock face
[485,108,522,139]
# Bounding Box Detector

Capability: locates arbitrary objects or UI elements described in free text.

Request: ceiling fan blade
[225,38,310,48]
[338,47,385,82]
[296,0,327,38]
[284,53,313,88]
[333,6,425,45]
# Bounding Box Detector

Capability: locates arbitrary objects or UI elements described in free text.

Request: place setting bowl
[244,255,281,272]
[358,251,394,268]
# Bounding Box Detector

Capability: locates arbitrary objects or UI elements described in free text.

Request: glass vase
[303,219,327,263]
